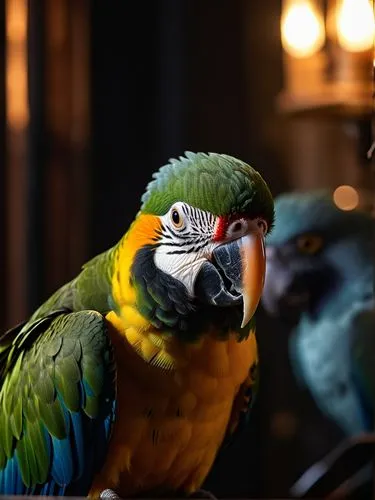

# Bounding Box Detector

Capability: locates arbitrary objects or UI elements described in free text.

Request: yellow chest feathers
[91,311,257,497]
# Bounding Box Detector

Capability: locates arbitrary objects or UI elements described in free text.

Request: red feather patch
[213,213,245,241]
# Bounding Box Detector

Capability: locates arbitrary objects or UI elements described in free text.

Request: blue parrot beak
[195,232,266,328]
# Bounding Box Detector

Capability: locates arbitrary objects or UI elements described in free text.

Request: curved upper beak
[239,233,266,327]
[195,232,266,328]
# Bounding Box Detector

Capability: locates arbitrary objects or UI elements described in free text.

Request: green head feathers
[141,151,274,227]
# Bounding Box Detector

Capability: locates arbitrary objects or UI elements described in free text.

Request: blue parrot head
[262,189,374,322]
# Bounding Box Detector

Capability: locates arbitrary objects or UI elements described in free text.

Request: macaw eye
[170,206,184,229]
[296,234,323,255]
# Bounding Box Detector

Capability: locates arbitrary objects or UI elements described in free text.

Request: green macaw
[0,152,274,498]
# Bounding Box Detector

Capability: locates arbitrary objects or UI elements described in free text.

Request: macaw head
[262,189,374,323]
[113,151,274,340]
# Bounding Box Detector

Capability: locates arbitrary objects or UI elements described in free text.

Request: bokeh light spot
[333,185,359,211]
[281,1,325,58]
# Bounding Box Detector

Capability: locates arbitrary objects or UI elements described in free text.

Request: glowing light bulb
[336,0,375,52]
[281,1,325,58]
[333,185,359,211]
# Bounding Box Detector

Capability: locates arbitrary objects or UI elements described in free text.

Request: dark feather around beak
[195,233,265,328]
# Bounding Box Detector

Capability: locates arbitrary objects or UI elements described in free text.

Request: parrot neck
[105,308,257,372]
[105,309,179,370]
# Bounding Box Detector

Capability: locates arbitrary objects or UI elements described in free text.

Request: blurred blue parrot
[262,190,375,498]
[262,190,374,496]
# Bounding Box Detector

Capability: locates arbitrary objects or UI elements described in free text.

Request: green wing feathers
[0,310,116,495]
[30,246,117,322]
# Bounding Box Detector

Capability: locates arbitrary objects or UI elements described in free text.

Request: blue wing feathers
[50,395,73,487]
[83,378,95,398]
[51,436,73,487]
[3,455,21,495]
[39,478,65,496]
[69,410,85,480]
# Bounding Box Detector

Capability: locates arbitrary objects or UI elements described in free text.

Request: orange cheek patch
[111,214,162,311]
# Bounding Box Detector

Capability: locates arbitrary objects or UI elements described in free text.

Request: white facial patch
[154,249,214,295]
[153,202,219,296]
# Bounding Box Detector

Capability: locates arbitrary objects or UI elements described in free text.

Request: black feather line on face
[130,245,196,335]
[130,245,248,341]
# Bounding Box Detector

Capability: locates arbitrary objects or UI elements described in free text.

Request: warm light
[281,0,325,58]
[6,0,28,129]
[336,0,375,52]
[333,185,359,211]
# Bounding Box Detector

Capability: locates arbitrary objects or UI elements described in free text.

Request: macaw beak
[195,232,266,328]
[239,233,266,327]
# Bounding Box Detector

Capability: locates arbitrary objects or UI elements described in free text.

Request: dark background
[90,1,287,257]
[0,1,372,497]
